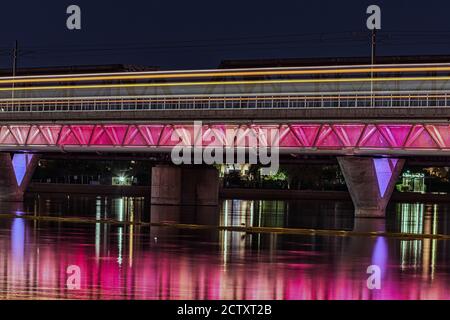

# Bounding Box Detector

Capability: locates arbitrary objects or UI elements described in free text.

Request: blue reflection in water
[372,237,388,278]
[11,218,25,263]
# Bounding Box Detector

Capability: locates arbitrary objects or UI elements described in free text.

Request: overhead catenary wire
[3,30,450,67]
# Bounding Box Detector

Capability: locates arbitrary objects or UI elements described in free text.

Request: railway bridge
[2,63,450,217]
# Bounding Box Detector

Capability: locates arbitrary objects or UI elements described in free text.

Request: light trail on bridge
[2,63,450,111]
[2,75,450,93]
[2,63,450,84]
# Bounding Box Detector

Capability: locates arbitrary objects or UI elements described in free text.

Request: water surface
[0,195,449,299]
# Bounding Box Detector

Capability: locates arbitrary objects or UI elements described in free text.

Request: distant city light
[402,171,425,179]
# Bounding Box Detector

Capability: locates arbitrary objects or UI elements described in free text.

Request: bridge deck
[0,107,449,123]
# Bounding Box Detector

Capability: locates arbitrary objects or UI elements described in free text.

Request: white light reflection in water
[95,197,101,259]
[399,203,423,270]
[128,199,134,268]
[116,198,124,266]
[431,204,438,280]
[422,204,438,280]
[397,203,438,278]
[221,200,229,267]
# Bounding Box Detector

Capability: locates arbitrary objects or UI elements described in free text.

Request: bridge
[2,63,450,218]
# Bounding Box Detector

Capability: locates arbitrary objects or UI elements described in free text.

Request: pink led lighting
[0,123,450,151]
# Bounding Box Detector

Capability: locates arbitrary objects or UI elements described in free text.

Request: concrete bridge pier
[0,153,40,202]
[151,165,219,206]
[337,157,404,218]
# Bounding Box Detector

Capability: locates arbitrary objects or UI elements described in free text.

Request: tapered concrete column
[151,165,219,206]
[337,157,404,218]
[0,153,40,202]
[181,167,219,206]
[151,165,182,205]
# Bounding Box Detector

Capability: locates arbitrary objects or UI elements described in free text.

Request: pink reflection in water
[0,219,449,300]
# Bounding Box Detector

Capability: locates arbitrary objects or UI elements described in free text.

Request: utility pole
[366,4,381,107]
[12,40,18,78]
[11,40,18,111]
[371,29,377,65]
[370,29,376,107]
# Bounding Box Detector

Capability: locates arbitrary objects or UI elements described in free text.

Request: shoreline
[26,183,450,203]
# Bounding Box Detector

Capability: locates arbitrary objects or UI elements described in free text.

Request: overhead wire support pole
[11,40,18,112]
[365,4,381,107]
[370,29,376,108]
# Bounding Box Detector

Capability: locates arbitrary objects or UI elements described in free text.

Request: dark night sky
[2,0,450,70]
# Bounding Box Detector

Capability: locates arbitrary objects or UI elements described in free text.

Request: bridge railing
[0,92,449,112]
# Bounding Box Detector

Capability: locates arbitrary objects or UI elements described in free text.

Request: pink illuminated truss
[1,123,450,152]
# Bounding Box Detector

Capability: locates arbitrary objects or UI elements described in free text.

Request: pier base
[338,157,404,218]
[0,153,39,202]
[151,165,219,206]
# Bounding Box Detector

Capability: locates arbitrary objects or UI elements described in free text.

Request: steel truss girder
[0,122,450,154]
